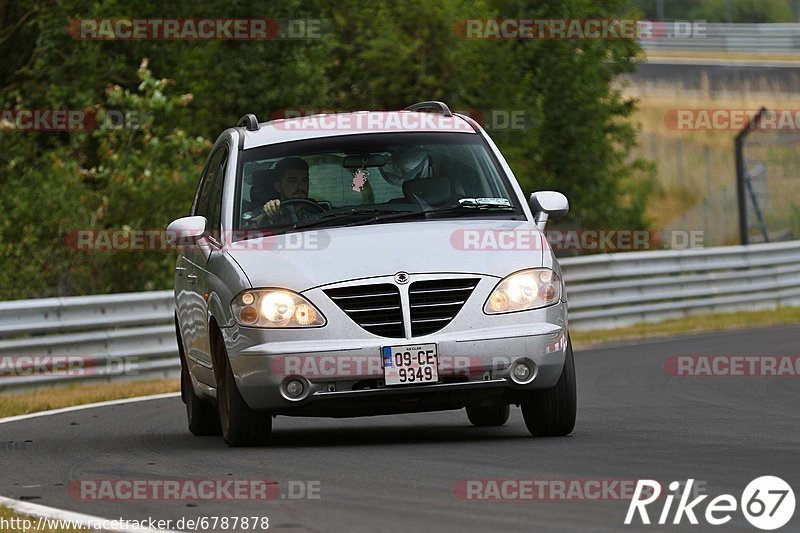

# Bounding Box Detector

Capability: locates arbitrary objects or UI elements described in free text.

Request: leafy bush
[0,0,650,298]
[0,60,209,298]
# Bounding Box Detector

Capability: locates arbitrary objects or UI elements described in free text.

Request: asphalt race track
[1,325,798,532]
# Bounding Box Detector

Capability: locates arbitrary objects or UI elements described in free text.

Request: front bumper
[223,287,568,415]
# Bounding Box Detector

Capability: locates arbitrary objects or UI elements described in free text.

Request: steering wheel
[281,198,326,222]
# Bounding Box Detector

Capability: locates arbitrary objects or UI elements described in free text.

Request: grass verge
[0,505,89,532]
[571,306,800,349]
[627,88,800,237]
[0,378,179,420]
[645,50,800,62]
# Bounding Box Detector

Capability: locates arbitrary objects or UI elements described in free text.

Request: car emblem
[394,272,409,284]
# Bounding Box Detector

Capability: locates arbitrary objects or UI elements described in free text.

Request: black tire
[521,335,577,437]
[466,404,510,427]
[177,318,221,436]
[213,333,272,447]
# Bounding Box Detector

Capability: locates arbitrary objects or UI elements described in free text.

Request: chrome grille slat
[341,305,401,313]
[410,301,466,309]
[409,278,478,336]
[329,292,398,300]
[409,286,476,294]
[411,317,453,323]
[324,283,404,338]
[326,278,478,338]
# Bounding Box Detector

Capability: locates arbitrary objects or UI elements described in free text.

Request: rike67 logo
[626,477,795,530]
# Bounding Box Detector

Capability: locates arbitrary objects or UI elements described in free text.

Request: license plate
[382,343,439,386]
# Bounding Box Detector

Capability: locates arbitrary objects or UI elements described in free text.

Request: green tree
[0,0,651,298]
[0,59,208,297]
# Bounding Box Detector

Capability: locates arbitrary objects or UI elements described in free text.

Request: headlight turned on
[484,268,561,314]
[232,289,326,328]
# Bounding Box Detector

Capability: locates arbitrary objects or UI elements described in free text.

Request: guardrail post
[735,107,767,245]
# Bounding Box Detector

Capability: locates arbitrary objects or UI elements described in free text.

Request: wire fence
[739,130,800,243]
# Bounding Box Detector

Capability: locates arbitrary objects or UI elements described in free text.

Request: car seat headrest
[250,169,280,205]
[402,176,451,206]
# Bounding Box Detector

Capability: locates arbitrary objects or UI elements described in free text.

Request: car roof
[237,111,479,150]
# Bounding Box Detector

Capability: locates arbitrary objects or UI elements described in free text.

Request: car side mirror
[166,216,208,245]
[529,191,569,230]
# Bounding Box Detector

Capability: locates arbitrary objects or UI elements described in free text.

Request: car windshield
[234,132,522,236]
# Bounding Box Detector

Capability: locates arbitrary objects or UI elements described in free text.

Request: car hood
[226,219,547,291]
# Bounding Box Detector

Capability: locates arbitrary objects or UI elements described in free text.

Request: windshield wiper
[289,207,411,231]
[287,199,516,231]
[344,198,517,227]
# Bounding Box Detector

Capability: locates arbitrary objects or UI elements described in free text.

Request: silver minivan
[169,102,575,446]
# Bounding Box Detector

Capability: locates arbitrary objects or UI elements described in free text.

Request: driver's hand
[263,199,281,218]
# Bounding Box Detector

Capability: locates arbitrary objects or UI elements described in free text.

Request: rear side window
[193,145,228,232]
[206,150,229,230]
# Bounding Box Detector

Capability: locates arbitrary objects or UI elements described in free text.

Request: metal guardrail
[0,292,177,389]
[563,240,800,330]
[640,23,800,54]
[1,240,799,389]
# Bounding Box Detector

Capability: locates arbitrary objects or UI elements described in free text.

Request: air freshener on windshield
[352,168,369,192]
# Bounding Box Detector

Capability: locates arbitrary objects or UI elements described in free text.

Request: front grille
[409,278,478,336]
[324,284,404,338]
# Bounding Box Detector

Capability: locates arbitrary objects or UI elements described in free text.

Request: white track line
[0,392,180,425]
[1,392,182,532]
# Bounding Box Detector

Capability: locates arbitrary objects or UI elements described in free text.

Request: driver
[246,157,316,226]
[263,157,310,220]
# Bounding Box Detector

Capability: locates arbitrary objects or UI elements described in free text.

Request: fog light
[514,363,531,381]
[285,379,304,398]
[510,360,536,384]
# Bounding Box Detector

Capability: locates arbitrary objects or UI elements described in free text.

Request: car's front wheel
[466,404,510,426]
[177,318,221,436]
[181,363,222,436]
[521,335,576,437]
[213,332,272,447]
